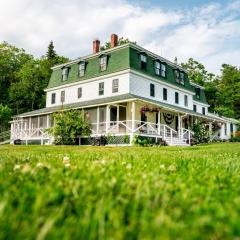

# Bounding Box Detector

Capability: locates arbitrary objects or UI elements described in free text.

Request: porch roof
[132,95,224,122]
[14,94,135,118]
[14,93,225,122]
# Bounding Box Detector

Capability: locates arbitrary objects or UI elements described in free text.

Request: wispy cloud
[0,0,239,74]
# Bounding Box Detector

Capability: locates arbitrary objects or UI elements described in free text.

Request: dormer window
[195,87,200,99]
[179,72,184,85]
[140,54,147,70]
[62,67,69,81]
[175,70,184,85]
[78,62,85,77]
[161,63,166,77]
[155,61,161,75]
[100,56,107,71]
[155,61,166,77]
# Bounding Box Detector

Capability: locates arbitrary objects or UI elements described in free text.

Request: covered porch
[10,98,221,146]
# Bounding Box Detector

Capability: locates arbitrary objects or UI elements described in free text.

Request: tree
[0,104,12,132]
[0,42,32,105]
[47,109,91,145]
[46,41,57,62]
[216,64,240,119]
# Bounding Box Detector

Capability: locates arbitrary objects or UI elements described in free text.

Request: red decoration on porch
[140,106,160,113]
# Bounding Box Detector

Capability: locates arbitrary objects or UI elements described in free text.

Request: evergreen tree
[46,41,57,62]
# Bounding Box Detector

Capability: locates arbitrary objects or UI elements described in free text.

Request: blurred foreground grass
[0,143,240,240]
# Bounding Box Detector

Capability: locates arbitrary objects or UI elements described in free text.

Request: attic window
[161,63,166,77]
[78,62,85,77]
[175,70,184,85]
[195,87,200,99]
[155,61,161,75]
[62,67,69,81]
[100,56,107,71]
[140,54,147,70]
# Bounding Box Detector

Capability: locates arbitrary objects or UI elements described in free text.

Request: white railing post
[106,105,110,134]
[97,107,100,135]
[130,101,136,144]
[188,130,191,145]
[170,129,173,145]
[158,110,161,135]
[163,125,166,140]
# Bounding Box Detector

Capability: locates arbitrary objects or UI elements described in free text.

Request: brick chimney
[111,34,118,48]
[93,39,100,54]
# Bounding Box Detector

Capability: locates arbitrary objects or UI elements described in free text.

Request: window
[179,72,184,85]
[175,70,180,83]
[140,54,147,69]
[195,87,200,99]
[193,104,197,112]
[99,82,104,95]
[161,64,166,77]
[51,93,56,104]
[163,88,167,101]
[78,87,82,99]
[155,61,161,75]
[78,63,85,77]
[112,79,119,93]
[155,62,166,77]
[150,83,155,97]
[60,91,65,103]
[175,92,179,104]
[100,56,107,71]
[202,107,205,115]
[62,68,69,81]
[184,95,188,107]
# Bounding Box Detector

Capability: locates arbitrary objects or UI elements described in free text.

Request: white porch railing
[181,128,194,145]
[90,120,182,143]
[11,128,51,144]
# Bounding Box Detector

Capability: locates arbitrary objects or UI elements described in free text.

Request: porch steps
[164,137,190,146]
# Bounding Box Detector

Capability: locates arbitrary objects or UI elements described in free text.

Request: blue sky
[0,0,239,74]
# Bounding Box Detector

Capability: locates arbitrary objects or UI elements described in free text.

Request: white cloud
[0,0,239,74]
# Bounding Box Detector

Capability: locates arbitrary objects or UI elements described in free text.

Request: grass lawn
[0,143,240,240]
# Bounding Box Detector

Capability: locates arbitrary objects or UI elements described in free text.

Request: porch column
[46,115,49,128]
[117,105,120,132]
[209,122,212,135]
[97,107,100,135]
[106,105,110,134]
[130,101,136,144]
[158,110,161,135]
[178,113,181,137]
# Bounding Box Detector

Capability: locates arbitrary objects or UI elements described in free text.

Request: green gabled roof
[47,45,130,89]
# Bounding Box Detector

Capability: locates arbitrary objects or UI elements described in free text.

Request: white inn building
[10,34,239,146]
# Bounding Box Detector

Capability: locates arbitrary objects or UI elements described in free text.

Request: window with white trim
[79,63,85,77]
[155,61,161,75]
[51,93,56,104]
[161,63,166,77]
[202,107,205,115]
[60,90,65,103]
[99,82,104,95]
[175,92,179,104]
[163,88,167,101]
[62,68,69,81]
[150,83,155,97]
[112,79,119,93]
[193,104,197,112]
[179,72,184,85]
[184,95,188,107]
[100,56,107,71]
[78,87,82,99]
[140,54,147,69]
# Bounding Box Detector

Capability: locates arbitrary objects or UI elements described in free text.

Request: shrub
[47,109,91,145]
[192,123,210,144]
